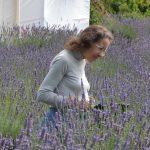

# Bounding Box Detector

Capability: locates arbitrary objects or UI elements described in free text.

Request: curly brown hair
[64,25,114,52]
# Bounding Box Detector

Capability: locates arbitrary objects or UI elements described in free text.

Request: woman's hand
[78,96,96,111]
[63,96,96,111]
[63,96,78,109]
[89,96,96,109]
[78,101,90,111]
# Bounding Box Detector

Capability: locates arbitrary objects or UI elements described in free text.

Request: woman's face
[82,38,111,63]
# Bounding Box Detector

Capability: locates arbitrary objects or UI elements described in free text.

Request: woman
[37,25,114,132]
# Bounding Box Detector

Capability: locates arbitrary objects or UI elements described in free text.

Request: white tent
[0,0,90,32]
[0,0,19,25]
[19,0,44,27]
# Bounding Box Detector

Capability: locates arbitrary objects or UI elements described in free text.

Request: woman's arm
[36,56,69,109]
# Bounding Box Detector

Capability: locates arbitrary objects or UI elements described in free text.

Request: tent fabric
[19,0,44,27]
[0,0,90,31]
[44,0,90,31]
[0,0,17,25]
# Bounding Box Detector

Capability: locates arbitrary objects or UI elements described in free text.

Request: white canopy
[0,0,90,32]
[0,0,19,25]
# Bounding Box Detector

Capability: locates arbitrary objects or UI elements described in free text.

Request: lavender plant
[0,16,150,149]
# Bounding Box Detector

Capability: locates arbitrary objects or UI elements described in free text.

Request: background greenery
[90,0,150,25]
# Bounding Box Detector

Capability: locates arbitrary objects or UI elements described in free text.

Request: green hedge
[90,0,150,24]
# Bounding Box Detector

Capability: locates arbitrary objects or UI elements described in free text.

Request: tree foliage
[90,0,150,24]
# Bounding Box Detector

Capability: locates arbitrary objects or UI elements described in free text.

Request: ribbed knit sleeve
[36,56,68,109]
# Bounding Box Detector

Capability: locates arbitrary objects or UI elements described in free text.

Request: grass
[100,16,138,40]
[0,98,25,138]
[91,57,133,77]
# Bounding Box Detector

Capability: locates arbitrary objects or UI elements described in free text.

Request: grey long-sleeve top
[36,49,90,109]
